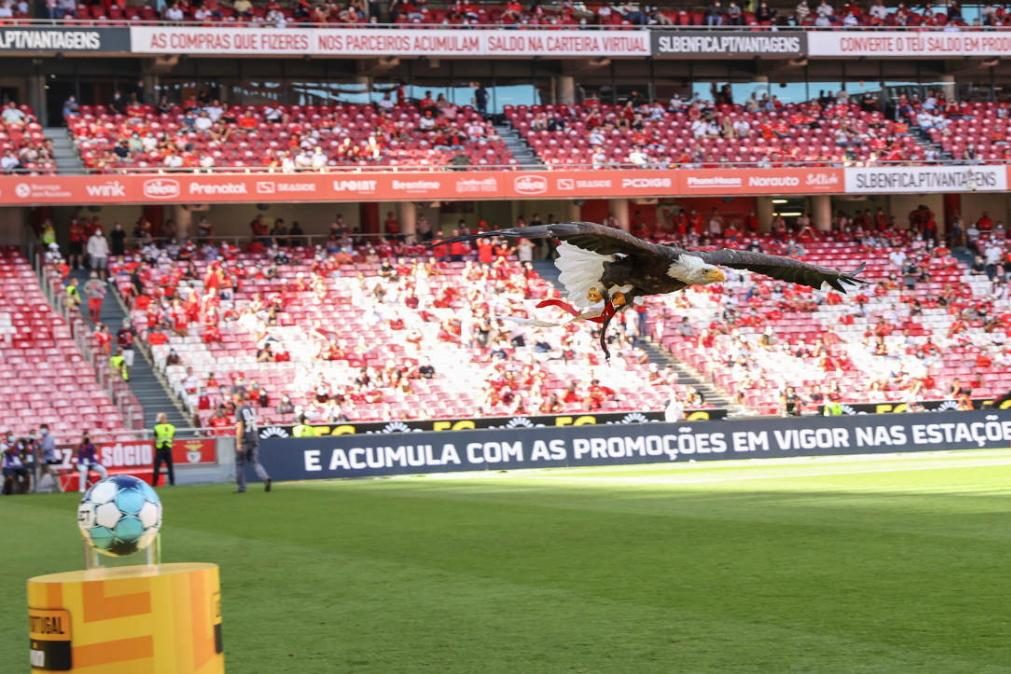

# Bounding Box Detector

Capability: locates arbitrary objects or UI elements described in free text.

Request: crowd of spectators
[636,206,1010,414]
[97,225,696,430]
[65,91,508,172]
[37,202,1011,429]
[0,103,55,176]
[508,90,924,169]
[41,0,1011,29]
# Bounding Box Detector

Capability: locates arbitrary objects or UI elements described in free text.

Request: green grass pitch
[3,450,1011,673]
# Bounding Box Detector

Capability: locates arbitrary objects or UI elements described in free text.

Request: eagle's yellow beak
[705,268,727,283]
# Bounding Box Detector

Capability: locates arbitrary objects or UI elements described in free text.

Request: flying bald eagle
[440,222,864,359]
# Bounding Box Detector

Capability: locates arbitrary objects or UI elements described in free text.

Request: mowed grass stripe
[2,449,1009,673]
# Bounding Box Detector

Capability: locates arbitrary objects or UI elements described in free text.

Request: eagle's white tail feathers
[554,242,612,309]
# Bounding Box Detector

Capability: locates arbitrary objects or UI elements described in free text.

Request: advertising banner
[651,30,805,58]
[823,397,1011,415]
[0,167,855,206]
[808,30,1011,58]
[681,167,843,195]
[6,165,1007,206]
[53,437,216,490]
[129,26,649,57]
[0,26,130,52]
[258,408,728,440]
[171,437,218,465]
[255,409,1011,482]
[844,164,1007,194]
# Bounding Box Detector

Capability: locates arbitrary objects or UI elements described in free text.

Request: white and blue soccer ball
[77,475,162,557]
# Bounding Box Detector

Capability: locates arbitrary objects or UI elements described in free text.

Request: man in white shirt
[310,147,328,171]
[664,396,684,423]
[194,112,213,132]
[888,248,907,269]
[627,147,648,168]
[1,102,24,125]
[86,229,110,280]
[0,150,20,172]
[164,3,184,20]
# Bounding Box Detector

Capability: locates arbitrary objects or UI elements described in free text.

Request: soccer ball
[77,475,162,557]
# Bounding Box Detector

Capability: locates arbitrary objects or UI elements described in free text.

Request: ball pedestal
[27,563,225,674]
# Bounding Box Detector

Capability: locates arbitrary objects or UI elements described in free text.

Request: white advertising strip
[128,26,649,57]
[844,165,1008,194]
[808,30,1011,57]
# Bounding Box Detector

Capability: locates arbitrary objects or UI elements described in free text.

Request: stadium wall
[253,409,1011,482]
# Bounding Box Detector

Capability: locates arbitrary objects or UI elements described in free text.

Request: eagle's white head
[668,255,727,285]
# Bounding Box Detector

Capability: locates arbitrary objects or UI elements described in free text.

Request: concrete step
[44,127,85,173]
[70,270,191,429]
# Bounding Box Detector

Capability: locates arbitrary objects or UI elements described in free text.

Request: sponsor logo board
[845,165,1007,193]
[809,30,1011,57]
[652,30,806,58]
[513,174,548,195]
[0,27,130,52]
[143,178,181,199]
[130,27,648,57]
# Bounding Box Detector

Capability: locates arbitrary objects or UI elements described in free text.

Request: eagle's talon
[611,291,626,308]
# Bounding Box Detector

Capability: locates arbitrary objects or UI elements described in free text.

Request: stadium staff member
[152,413,176,487]
[64,277,81,311]
[234,392,272,494]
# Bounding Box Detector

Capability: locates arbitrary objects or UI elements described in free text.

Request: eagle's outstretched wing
[437,222,664,258]
[695,248,864,292]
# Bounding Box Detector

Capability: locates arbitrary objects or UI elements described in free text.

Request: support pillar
[565,201,581,221]
[609,199,630,231]
[812,195,832,231]
[939,74,955,103]
[172,204,192,240]
[557,75,576,105]
[756,197,774,232]
[399,201,417,240]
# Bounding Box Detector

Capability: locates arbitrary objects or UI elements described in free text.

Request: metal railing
[9,158,1005,177]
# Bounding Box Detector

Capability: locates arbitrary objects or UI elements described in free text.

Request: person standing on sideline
[664,396,684,423]
[86,228,109,280]
[83,271,106,323]
[77,432,108,492]
[152,413,176,487]
[35,424,62,492]
[234,392,271,493]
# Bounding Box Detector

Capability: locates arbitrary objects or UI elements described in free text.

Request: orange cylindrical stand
[27,563,225,674]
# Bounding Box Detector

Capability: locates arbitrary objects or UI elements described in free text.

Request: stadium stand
[106,242,708,428]
[505,100,926,168]
[648,229,1011,414]
[91,216,1009,427]
[922,101,1011,163]
[0,103,56,176]
[65,102,512,172]
[1,248,135,438]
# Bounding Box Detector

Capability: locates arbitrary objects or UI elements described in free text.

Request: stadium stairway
[495,124,542,167]
[908,124,948,161]
[71,270,191,429]
[531,260,738,414]
[44,128,85,173]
